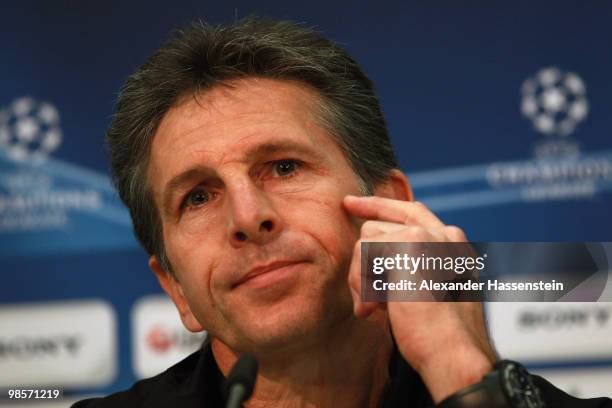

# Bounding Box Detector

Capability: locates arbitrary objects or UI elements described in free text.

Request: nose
[226,180,283,247]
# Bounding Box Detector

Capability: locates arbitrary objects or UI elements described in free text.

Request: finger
[380,225,449,243]
[343,196,445,228]
[362,223,467,245]
[361,220,407,238]
[349,225,450,318]
[348,238,380,318]
[445,225,467,243]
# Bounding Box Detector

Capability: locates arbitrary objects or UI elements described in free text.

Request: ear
[149,256,205,333]
[372,169,414,202]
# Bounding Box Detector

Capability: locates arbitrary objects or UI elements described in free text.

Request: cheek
[162,223,224,308]
[284,190,360,269]
[175,209,224,237]
[164,209,226,271]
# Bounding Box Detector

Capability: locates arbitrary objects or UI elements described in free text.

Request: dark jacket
[73,342,611,407]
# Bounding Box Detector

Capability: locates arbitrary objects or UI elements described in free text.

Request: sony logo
[518,306,611,330]
[0,335,82,360]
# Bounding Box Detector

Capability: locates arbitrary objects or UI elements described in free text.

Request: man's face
[148,78,364,352]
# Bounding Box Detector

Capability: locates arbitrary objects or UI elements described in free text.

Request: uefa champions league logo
[521,67,589,137]
[486,66,611,201]
[0,97,105,234]
[0,97,62,163]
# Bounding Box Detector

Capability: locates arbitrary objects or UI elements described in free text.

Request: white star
[569,99,588,121]
[16,117,39,142]
[541,87,566,112]
[538,67,560,87]
[13,97,34,117]
[41,129,61,150]
[39,103,59,124]
[564,73,585,95]
[8,145,28,161]
[521,97,538,117]
[535,114,555,133]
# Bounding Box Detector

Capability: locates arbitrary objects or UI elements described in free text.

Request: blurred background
[1,1,611,405]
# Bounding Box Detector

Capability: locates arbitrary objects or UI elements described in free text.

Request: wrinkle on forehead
[175,77,322,127]
[154,78,322,158]
[147,77,332,209]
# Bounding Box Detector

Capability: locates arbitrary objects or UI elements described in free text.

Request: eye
[182,187,209,210]
[273,160,298,177]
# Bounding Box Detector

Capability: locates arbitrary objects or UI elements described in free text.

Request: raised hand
[343,195,497,403]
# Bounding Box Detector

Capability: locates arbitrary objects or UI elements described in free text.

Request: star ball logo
[0,96,102,233]
[486,66,612,202]
[0,97,62,163]
[520,67,588,137]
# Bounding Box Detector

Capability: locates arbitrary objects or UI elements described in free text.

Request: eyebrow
[160,140,324,215]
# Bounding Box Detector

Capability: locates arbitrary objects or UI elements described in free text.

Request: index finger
[343,195,445,228]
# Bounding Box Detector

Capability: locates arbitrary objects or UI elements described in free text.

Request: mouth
[233,260,307,289]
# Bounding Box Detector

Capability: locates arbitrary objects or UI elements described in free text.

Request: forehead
[155,77,323,147]
[147,77,345,197]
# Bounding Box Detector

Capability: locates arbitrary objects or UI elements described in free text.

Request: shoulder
[71,345,222,408]
[534,375,612,408]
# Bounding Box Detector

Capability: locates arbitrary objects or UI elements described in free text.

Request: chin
[239,294,354,354]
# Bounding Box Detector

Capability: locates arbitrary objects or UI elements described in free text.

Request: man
[74,18,611,407]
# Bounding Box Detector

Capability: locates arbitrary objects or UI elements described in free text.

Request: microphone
[225,354,258,408]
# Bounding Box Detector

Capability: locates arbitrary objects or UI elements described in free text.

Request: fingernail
[345,195,366,201]
[349,286,358,302]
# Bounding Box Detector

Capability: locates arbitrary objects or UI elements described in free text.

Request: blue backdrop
[1,1,611,403]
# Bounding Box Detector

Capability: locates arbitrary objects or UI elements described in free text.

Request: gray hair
[107,17,398,273]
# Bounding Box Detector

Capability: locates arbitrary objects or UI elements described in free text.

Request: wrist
[436,360,545,408]
[417,345,494,403]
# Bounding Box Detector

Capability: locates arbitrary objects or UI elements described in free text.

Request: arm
[343,195,612,407]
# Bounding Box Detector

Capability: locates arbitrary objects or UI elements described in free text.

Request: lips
[233,260,305,288]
